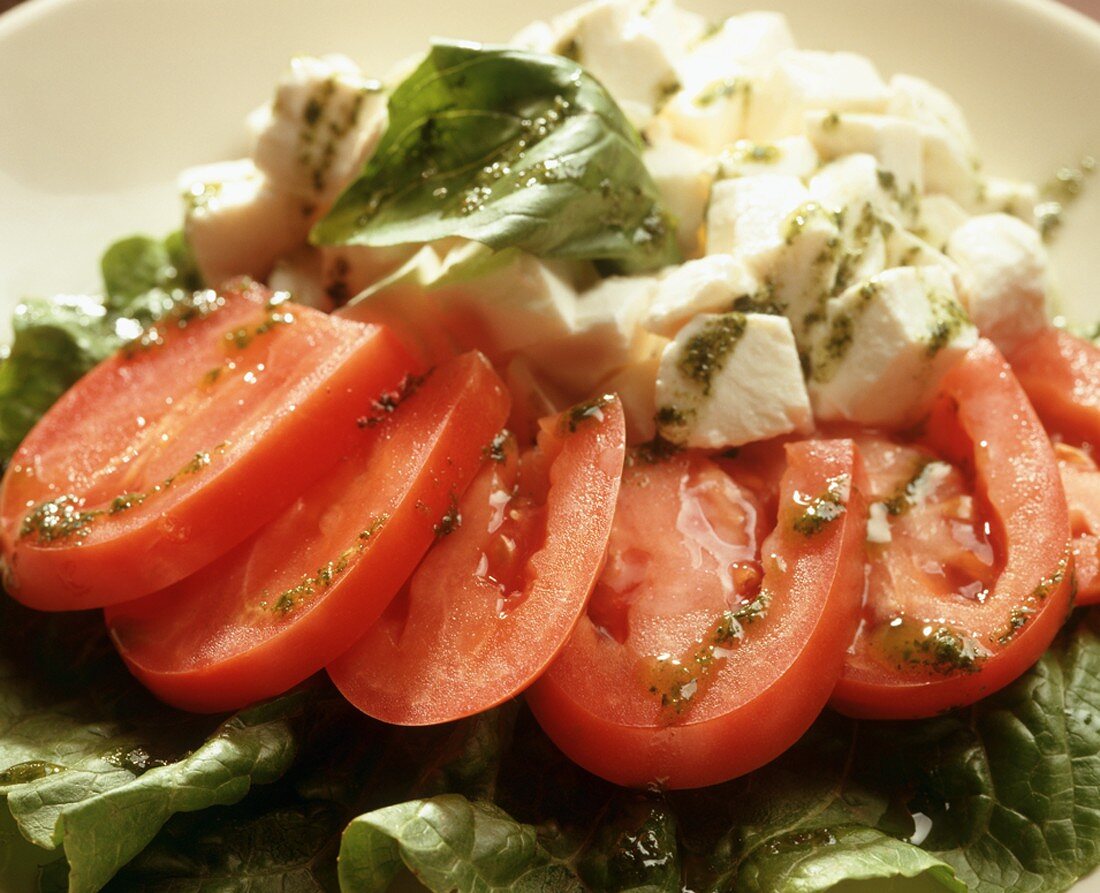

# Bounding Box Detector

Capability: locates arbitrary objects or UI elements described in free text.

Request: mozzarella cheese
[915,194,970,249]
[705,174,810,259]
[946,213,1051,352]
[643,136,715,258]
[250,55,386,210]
[267,247,330,311]
[745,49,890,141]
[655,312,812,448]
[805,112,924,195]
[806,266,977,427]
[180,159,311,286]
[642,254,759,336]
[717,136,820,180]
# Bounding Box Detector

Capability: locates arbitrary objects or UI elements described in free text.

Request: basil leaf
[312,42,680,275]
[101,231,202,322]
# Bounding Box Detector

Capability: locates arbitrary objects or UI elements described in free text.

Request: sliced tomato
[328,395,626,725]
[1009,327,1100,604]
[1055,443,1100,603]
[832,339,1074,719]
[526,439,867,790]
[1,281,417,610]
[1009,327,1100,448]
[105,352,509,712]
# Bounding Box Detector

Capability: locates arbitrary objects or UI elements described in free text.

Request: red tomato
[1009,327,1100,448]
[105,352,509,712]
[1055,443,1100,603]
[832,339,1074,719]
[328,395,626,725]
[1,281,416,610]
[1009,327,1100,604]
[526,439,867,790]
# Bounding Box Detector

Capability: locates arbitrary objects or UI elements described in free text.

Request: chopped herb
[792,474,850,536]
[361,371,430,427]
[822,111,841,130]
[628,435,682,466]
[926,290,970,357]
[483,430,513,463]
[434,495,462,538]
[564,394,614,433]
[677,313,747,395]
[693,77,751,109]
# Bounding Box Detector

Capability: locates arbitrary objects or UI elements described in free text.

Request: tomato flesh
[328,396,626,725]
[1,282,417,610]
[1009,327,1100,605]
[527,439,867,790]
[832,339,1074,719]
[105,352,509,712]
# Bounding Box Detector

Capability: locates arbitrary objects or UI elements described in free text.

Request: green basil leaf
[312,42,680,275]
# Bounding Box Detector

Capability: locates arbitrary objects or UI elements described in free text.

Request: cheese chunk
[717,136,820,180]
[643,136,714,258]
[746,50,890,140]
[550,0,682,116]
[659,73,753,155]
[946,213,1051,352]
[806,112,924,195]
[677,12,795,86]
[320,244,423,304]
[975,176,1040,221]
[705,174,809,260]
[886,75,979,205]
[267,247,330,310]
[885,228,958,273]
[525,275,664,396]
[598,356,661,443]
[655,312,812,448]
[807,266,977,427]
[642,254,759,336]
[250,55,386,210]
[180,159,311,286]
[916,194,970,249]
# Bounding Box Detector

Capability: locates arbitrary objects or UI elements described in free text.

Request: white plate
[0,0,1098,891]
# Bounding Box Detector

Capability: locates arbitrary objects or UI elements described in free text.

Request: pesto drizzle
[792,473,850,536]
[677,313,747,396]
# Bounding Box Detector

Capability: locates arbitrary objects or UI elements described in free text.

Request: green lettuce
[312,42,681,275]
[0,231,202,463]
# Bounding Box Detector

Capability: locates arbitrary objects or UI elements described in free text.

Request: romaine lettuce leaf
[0,231,203,464]
[311,42,681,275]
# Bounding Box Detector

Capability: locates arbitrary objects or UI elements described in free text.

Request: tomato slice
[1009,327,1100,605]
[1055,443,1100,603]
[526,439,867,790]
[1,281,417,610]
[105,352,509,712]
[1009,327,1100,448]
[328,396,625,724]
[831,339,1074,719]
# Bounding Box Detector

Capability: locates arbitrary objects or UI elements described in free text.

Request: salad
[1,0,1099,891]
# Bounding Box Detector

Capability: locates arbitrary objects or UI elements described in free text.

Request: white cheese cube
[643,137,715,258]
[885,228,959,274]
[267,247,330,311]
[745,50,890,141]
[771,204,845,338]
[915,194,969,249]
[597,356,662,443]
[946,213,1051,352]
[658,74,753,155]
[887,75,975,156]
[975,176,1040,221]
[808,153,903,220]
[510,20,557,52]
[705,174,809,260]
[251,55,386,210]
[806,112,924,195]
[717,136,820,180]
[551,0,682,114]
[320,243,422,304]
[524,275,664,397]
[677,12,795,88]
[655,312,813,448]
[806,266,977,428]
[642,255,759,336]
[180,159,312,286]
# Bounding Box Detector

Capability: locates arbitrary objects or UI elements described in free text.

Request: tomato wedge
[526,439,867,790]
[328,395,626,725]
[1009,327,1100,604]
[105,352,509,712]
[831,339,1074,719]
[1,281,417,610]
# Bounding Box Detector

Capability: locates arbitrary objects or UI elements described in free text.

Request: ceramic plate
[0,0,1098,890]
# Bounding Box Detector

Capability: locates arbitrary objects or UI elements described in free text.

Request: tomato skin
[1056,443,1100,604]
[1008,327,1100,448]
[527,439,867,790]
[832,339,1074,720]
[105,352,509,712]
[2,282,417,610]
[328,396,626,725]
